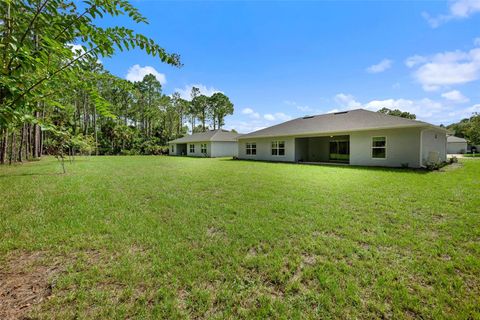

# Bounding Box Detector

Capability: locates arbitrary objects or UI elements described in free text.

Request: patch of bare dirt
[0,251,62,320]
[206,226,225,239]
[439,162,463,172]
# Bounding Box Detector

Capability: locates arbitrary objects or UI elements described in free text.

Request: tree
[188,87,201,133]
[209,93,234,129]
[135,74,162,137]
[467,114,480,145]
[378,108,416,119]
[193,95,210,132]
[0,0,181,166]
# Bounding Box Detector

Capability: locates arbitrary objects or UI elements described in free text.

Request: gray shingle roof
[169,129,239,143]
[238,109,441,139]
[447,136,467,143]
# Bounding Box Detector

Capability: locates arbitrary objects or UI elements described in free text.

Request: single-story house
[237,109,446,168]
[447,136,468,154]
[169,129,239,157]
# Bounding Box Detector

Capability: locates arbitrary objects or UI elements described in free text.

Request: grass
[1,156,479,319]
[463,153,480,157]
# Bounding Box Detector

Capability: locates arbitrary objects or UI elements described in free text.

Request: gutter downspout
[419,128,426,168]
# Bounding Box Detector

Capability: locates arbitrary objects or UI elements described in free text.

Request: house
[169,129,239,157]
[447,136,468,154]
[237,109,446,168]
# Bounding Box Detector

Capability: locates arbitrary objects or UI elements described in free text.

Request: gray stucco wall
[238,127,444,168]
[210,141,238,157]
[169,141,237,157]
[447,142,467,154]
[238,137,296,162]
[422,128,447,163]
[185,142,211,157]
[350,128,422,168]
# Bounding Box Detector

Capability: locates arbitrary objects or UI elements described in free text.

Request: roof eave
[237,123,432,140]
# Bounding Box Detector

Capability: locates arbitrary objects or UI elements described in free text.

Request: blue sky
[99,0,480,132]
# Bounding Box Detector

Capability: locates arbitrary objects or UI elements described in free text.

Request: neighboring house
[169,129,239,157]
[447,136,468,154]
[237,109,446,168]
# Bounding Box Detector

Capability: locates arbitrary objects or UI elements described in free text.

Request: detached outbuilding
[447,136,468,154]
[237,109,447,168]
[168,129,239,158]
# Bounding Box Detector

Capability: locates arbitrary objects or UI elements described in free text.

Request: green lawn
[1,156,479,319]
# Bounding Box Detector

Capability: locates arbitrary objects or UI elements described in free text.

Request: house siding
[447,142,467,154]
[210,141,238,157]
[238,127,440,168]
[422,128,447,163]
[186,142,211,157]
[350,128,422,168]
[238,137,296,162]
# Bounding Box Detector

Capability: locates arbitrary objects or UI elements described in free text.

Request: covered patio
[171,143,187,156]
[294,135,350,164]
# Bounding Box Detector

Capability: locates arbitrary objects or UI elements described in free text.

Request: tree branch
[6,0,51,71]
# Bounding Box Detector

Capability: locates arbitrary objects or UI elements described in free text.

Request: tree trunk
[9,131,15,165]
[40,104,46,157]
[18,125,25,162]
[33,110,40,158]
[93,106,98,155]
[0,129,8,165]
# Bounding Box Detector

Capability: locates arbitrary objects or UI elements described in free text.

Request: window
[246,142,256,155]
[189,144,195,153]
[372,137,386,159]
[201,143,207,154]
[171,145,175,153]
[271,141,285,156]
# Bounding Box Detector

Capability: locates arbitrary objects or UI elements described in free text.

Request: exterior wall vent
[334,111,348,115]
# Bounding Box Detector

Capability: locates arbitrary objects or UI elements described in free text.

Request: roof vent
[302,115,314,119]
[334,111,348,115]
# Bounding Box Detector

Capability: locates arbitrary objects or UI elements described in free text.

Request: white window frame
[189,144,195,153]
[371,136,387,159]
[171,144,175,153]
[246,142,256,155]
[201,143,207,154]
[271,140,286,156]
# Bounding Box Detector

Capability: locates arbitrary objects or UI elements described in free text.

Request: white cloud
[423,0,480,28]
[406,48,480,91]
[173,84,222,101]
[225,108,292,133]
[330,92,480,124]
[125,64,167,84]
[334,93,362,109]
[327,90,480,124]
[366,59,393,73]
[327,108,340,114]
[241,107,261,119]
[405,55,427,68]
[69,44,85,56]
[223,120,267,134]
[264,114,275,121]
[441,90,470,103]
[284,100,321,114]
[263,112,291,122]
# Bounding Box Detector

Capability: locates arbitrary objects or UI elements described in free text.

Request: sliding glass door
[329,140,350,162]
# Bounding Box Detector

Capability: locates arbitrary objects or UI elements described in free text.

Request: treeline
[1,0,233,166]
[447,114,480,145]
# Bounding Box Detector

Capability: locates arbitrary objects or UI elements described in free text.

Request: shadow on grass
[221,158,430,174]
[0,172,65,179]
